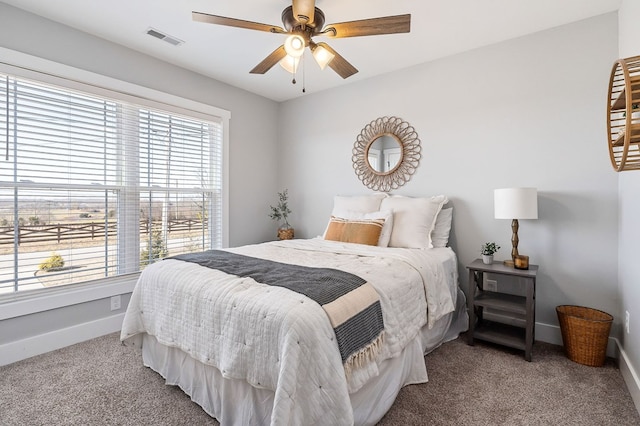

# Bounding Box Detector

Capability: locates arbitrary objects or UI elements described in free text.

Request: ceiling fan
[192,0,411,80]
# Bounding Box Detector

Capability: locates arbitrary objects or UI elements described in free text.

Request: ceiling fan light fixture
[279,55,300,73]
[193,4,410,81]
[311,43,335,70]
[284,34,305,58]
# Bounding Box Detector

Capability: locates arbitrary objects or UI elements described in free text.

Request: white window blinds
[0,73,224,293]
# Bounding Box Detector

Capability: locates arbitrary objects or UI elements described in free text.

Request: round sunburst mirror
[352,116,421,192]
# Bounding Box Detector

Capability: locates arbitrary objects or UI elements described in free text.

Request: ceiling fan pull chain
[291,57,297,85]
[302,51,306,93]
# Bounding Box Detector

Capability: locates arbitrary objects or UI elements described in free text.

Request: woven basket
[277,227,294,240]
[556,305,613,367]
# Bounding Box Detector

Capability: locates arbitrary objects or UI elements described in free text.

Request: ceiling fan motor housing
[281,6,325,33]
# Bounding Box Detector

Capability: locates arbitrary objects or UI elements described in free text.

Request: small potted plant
[480,242,500,264]
[269,189,294,240]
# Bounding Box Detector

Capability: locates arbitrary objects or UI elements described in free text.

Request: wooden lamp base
[503,218,520,267]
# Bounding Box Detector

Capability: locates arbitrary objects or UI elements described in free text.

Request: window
[0,73,224,293]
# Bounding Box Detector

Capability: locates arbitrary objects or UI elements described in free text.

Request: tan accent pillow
[324,216,385,246]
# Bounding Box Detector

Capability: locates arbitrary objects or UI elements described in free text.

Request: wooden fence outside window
[0,219,206,246]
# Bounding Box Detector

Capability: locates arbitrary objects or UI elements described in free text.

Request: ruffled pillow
[380,195,448,248]
[431,207,453,248]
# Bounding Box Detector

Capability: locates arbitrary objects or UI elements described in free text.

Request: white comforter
[121,238,457,426]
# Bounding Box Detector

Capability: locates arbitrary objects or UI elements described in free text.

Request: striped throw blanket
[169,250,385,373]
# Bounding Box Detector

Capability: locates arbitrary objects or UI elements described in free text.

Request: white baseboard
[0,313,124,367]
[487,318,619,357]
[616,338,640,415]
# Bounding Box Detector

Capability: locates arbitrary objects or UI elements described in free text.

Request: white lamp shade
[311,43,335,70]
[279,55,300,73]
[494,187,538,219]
[284,34,305,58]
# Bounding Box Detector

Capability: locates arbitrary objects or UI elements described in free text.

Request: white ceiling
[2,0,622,102]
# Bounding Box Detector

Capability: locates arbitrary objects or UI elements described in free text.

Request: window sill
[0,273,139,320]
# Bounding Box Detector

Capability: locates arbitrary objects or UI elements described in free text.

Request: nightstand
[466,259,538,361]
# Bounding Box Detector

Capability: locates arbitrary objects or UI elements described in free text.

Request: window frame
[0,47,230,316]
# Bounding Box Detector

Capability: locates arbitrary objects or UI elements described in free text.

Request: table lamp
[494,187,538,267]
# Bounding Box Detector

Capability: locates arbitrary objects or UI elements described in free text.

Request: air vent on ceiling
[146,27,184,46]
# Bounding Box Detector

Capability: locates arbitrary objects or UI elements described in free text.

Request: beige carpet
[1,332,638,425]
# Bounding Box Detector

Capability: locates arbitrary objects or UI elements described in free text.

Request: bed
[121,194,468,425]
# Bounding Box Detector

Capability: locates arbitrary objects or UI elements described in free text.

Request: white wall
[279,14,619,334]
[617,0,640,411]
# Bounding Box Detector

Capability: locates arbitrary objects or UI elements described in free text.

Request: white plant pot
[482,254,493,265]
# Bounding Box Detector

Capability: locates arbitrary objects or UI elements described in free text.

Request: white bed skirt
[138,288,468,426]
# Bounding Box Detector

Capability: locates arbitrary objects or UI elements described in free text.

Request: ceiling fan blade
[192,11,286,34]
[318,43,358,79]
[250,45,288,74]
[292,0,316,25]
[321,14,411,38]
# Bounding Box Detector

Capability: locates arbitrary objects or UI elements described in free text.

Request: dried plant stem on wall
[352,116,421,192]
[607,55,640,171]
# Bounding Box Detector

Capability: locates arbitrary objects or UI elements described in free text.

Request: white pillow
[371,210,394,247]
[323,210,394,247]
[331,193,388,217]
[380,195,448,249]
[431,207,453,248]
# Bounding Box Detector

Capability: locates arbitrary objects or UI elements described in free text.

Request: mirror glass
[366,134,403,174]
